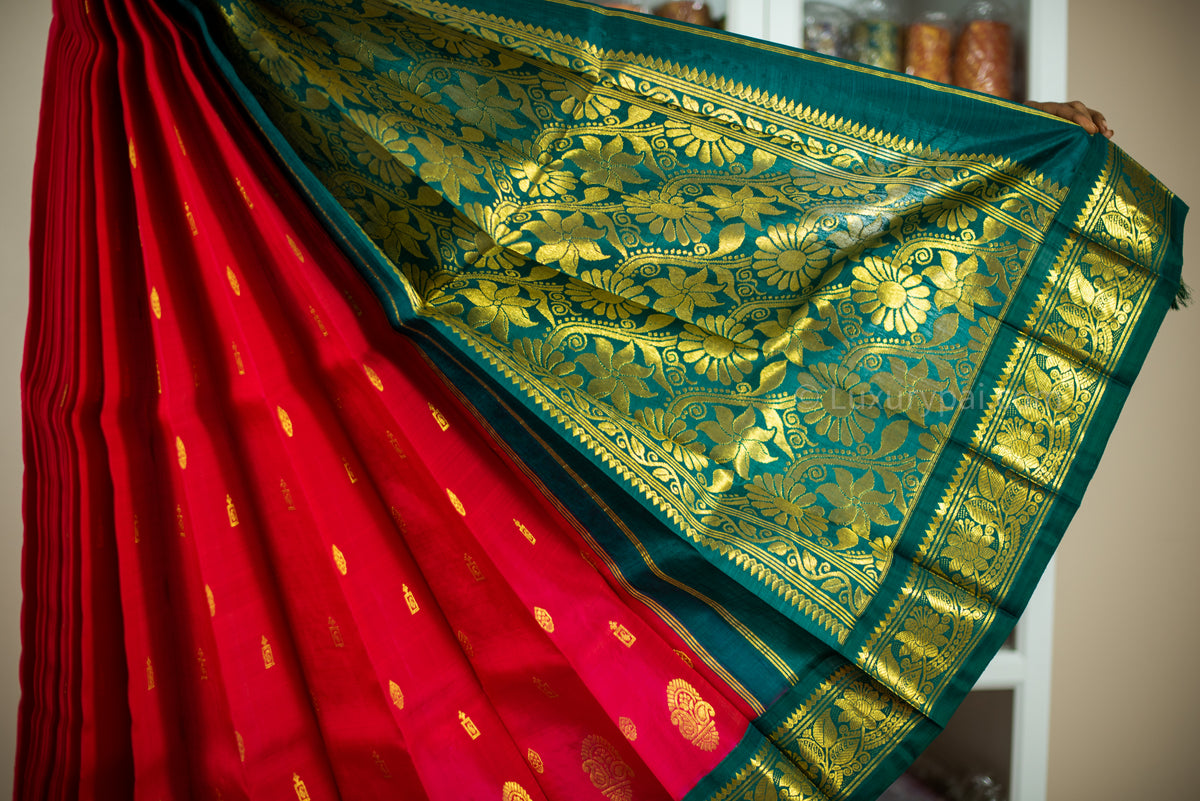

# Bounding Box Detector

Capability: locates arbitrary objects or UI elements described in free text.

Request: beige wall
[1051,1,1200,798]
[0,0,1196,797]
[1,0,52,795]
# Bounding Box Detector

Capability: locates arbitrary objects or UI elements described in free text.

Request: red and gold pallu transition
[17,0,1185,800]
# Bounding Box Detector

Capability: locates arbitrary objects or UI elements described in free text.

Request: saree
[16,0,1185,799]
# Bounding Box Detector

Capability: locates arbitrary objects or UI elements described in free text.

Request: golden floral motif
[411,132,484,205]
[581,734,635,801]
[564,135,646,192]
[502,781,533,801]
[667,678,719,751]
[577,338,655,415]
[512,337,583,390]
[544,76,620,121]
[678,315,760,385]
[747,473,828,536]
[277,406,293,437]
[240,20,301,85]
[205,584,215,617]
[378,69,453,127]
[851,257,932,335]
[150,287,161,319]
[458,280,538,342]
[344,111,409,185]
[564,270,650,320]
[625,188,714,245]
[924,252,998,320]
[790,165,874,198]
[221,0,1154,655]
[922,194,979,231]
[390,505,407,532]
[405,13,492,57]
[871,357,948,427]
[817,468,895,538]
[644,264,723,323]
[831,686,888,742]
[896,608,950,662]
[635,408,708,470]
[942,520,997,579]
[697,406,775,479]
[236,731,244,763]
[403,584,419,614]
[358,195,428,262]
[993,418,1047,473]
[757,303,831,367]
[1079,240,1130,283]
[286,235,304,262]
[457,203,532,272]
[331,544,347,576]
[699,184,784,229]
[145,657,155,691]
[534,607,554,633]
[457,630,474,658]
[385,430,406,457]
[522,210,606,274]
[363,364,384,391]
[446,488,466,516]
[442,73,521,138]
[504,143,579,198]
[389,680,404,710]
[527,748,544,773]
[225,265,241,296]
[665,121,745,167]
[752,223,830,292]
[795,363,879,447]
[532,676,557,697]
[328,616,344,648]
[619,717,638,741]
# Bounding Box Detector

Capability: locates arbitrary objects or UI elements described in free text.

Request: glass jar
[953,0,1014,98]
[804,2,855,58]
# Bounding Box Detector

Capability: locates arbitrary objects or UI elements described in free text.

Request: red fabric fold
[18,1,751,797]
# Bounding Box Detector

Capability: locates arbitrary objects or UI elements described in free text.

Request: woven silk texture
[18,0,1185,800]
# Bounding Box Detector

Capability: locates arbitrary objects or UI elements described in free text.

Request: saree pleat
[18,0,1186,799]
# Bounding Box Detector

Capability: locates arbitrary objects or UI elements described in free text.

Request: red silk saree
[18,1,1185,799]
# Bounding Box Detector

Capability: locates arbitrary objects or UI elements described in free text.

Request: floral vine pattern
[210,0,1170,659]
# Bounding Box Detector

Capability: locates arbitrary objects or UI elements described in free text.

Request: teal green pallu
[176,0,1185,797]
